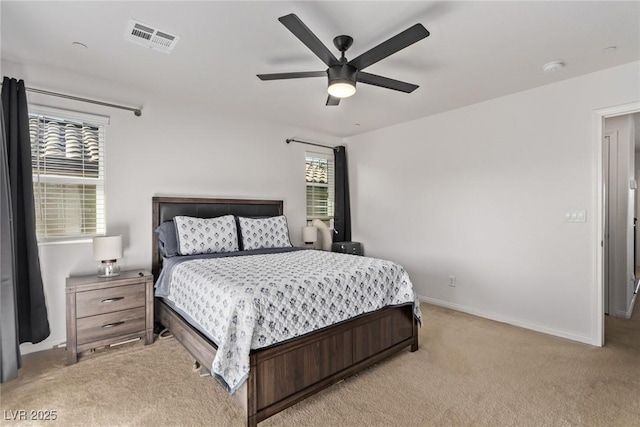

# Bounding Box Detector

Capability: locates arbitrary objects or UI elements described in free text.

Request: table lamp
[93,235,123,277]
[302,226,318,248]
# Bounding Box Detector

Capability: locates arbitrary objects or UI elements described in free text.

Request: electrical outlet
[448,275,456,287]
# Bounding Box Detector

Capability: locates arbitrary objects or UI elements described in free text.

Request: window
[29,106,108,241]
[305,152,334,221]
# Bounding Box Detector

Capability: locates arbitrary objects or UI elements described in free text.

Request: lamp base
[98,260,121,278]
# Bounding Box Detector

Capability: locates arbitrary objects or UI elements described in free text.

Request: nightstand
[332,241,364,256]
[65,270,154,364]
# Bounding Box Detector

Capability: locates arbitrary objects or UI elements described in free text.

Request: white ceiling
[2,1,639,138]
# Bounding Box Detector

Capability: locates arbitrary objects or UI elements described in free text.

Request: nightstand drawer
[76,283,145,318]
[76,307,146,345]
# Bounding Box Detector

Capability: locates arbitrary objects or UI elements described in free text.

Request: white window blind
[305,152,335,220]
[29,107,108,241]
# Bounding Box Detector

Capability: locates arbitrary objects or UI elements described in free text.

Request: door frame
[594,101,640,346]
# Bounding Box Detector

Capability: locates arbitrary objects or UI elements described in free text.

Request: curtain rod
[286,138,337,150]
[1,83,142,117]
[27,87,142,117]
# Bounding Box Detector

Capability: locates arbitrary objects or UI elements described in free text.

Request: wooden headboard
[151,196,284,280]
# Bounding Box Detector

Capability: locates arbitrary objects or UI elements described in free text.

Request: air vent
[124,19,179,53]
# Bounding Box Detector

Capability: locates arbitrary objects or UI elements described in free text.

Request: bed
[151,196,420,426]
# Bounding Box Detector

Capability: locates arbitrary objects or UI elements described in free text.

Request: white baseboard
[418,295,596,346]
[20,336,66,355]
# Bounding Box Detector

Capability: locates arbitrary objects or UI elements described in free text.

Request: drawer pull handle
[102,321,125,329]
[101,297,124,303]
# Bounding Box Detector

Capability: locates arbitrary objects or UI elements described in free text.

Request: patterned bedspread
[162,249,422,394]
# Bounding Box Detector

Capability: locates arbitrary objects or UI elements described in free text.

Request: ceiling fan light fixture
[327,64,357,98]
[328,81,356,98]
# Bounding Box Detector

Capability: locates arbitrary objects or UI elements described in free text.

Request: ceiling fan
[257,14,430,106]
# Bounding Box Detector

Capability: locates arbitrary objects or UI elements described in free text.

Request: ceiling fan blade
[326,95,341,106]
[257,71,326,80]
[279,14,340,67]
[357,72,419,93]
[348,24,429,71]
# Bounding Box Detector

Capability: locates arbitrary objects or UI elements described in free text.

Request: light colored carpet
[2,303,639,426]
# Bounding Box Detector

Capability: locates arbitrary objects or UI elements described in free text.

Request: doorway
[603,118,636,319]
[596,102,640,346]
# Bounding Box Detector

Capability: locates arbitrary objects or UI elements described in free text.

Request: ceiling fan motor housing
[328,64,358,88]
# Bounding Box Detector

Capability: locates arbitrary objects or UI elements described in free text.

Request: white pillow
[174,215,239,255]
[238,216,292,250]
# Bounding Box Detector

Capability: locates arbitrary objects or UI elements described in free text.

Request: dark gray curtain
[334,146,351,242]
[1,98,20,383]
[1,77,50,382]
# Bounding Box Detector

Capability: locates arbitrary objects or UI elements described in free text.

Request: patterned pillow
[238,216,292,250]
[174,215,239,255]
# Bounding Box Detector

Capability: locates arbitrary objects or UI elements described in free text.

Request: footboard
[247,303,417,426]
[157,299,417,426]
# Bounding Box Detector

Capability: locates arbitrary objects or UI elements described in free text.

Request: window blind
[29,107,108,241]
[305,152,335,220]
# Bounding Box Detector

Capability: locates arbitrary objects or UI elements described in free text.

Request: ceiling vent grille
[124,19,179,53]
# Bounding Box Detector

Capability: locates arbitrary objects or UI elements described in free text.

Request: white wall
[345,61,640,345]
[7,55,640,352]
[2,60,341,354]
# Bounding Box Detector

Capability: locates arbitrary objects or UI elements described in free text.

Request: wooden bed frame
[152,196,419,426]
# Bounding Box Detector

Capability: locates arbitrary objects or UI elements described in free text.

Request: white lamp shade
[302,226,318,244]
[93,235,123,261]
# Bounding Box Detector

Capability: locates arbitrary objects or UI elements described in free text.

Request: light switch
[564,210,587,222]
